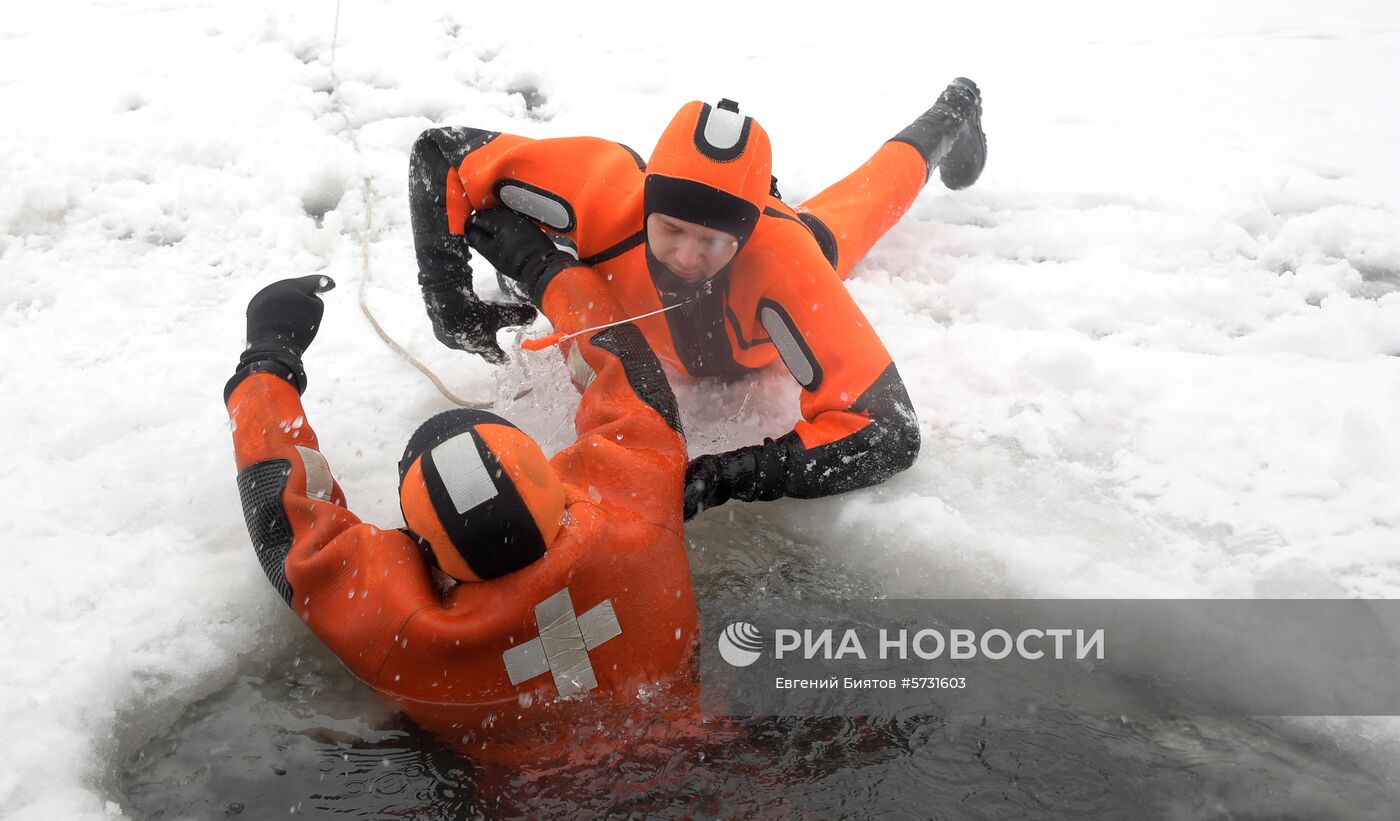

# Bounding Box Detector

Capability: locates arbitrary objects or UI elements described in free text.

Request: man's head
[644,99,772,289]
[398,409,564,582]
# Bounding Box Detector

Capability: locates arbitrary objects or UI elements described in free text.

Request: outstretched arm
[468,207,684,450]
[226,277,438,681]
[227,367,357,605]
[538,263,684,454]
[467,208,689,525]
[686,242,920,517]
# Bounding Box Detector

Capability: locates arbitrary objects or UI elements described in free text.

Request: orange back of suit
[227,265,697,760]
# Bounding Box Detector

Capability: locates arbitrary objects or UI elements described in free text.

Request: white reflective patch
[565,342,596,390]
[761,305,816,388]
[295,446,333,502]
[703,107,745,150]
[502,637,549,685]
[430,433,497,515]
[578,600,622,650]
[498,184,571,231]
[501,587,623,697]
[535,589,595,697]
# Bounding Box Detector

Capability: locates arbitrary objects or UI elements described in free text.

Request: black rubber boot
[890,77,987,190]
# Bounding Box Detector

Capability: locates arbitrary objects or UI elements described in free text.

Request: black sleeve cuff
[526,255,581,309]
[726,434,793,503]
[224,356,303,404]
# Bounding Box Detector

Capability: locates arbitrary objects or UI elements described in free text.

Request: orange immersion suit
[227,263,698,750]
[410,100,928,506]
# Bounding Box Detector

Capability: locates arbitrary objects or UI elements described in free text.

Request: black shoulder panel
[798,212,840,271]
[236,459,295,605]
[590,323,684,436]
[761,206,838,271]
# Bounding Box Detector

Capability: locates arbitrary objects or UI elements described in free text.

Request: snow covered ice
[2,0,1400,817]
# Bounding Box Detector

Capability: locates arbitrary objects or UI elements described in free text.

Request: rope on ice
[328,0,493,409]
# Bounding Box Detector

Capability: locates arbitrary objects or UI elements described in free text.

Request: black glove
[422,277,537,364]
[225,274,335,401]
[466,208,577,303]
[683,437,791,520]
[416,223,538,364]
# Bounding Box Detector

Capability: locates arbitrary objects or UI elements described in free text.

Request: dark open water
[118,512,1400,819]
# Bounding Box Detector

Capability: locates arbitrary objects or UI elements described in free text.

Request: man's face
[646,213,739,283]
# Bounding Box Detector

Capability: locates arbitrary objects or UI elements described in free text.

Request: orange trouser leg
[795,141,929,280]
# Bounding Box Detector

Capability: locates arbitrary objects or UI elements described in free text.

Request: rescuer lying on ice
[409,78,987,519]
[225,235,697,750]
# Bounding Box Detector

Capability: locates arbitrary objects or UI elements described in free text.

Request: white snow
[2,0,1400,817]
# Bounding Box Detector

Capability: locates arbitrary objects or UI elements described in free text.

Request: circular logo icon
[718,621,763,667]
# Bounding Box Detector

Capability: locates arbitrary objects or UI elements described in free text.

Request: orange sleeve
[408,128,643,346]
[737,238,921,499]
[410,127,642,252]
[226,373,439,682]
[540,264,684,454]
[756,240,895,446]
[539,264,689,529]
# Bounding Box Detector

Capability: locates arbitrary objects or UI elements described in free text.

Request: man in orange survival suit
[409,79,987,519]
[225,243,696,749]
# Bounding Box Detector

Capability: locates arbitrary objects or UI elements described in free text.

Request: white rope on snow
[328,0,493,409]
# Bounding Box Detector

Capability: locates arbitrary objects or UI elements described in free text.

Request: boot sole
[939,79,986,190]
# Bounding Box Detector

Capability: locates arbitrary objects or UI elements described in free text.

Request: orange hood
[644,100,771,247]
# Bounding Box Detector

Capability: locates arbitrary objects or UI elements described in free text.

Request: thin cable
[520,297,695,351]
[354,172,492,408]
[330,0,341,67]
